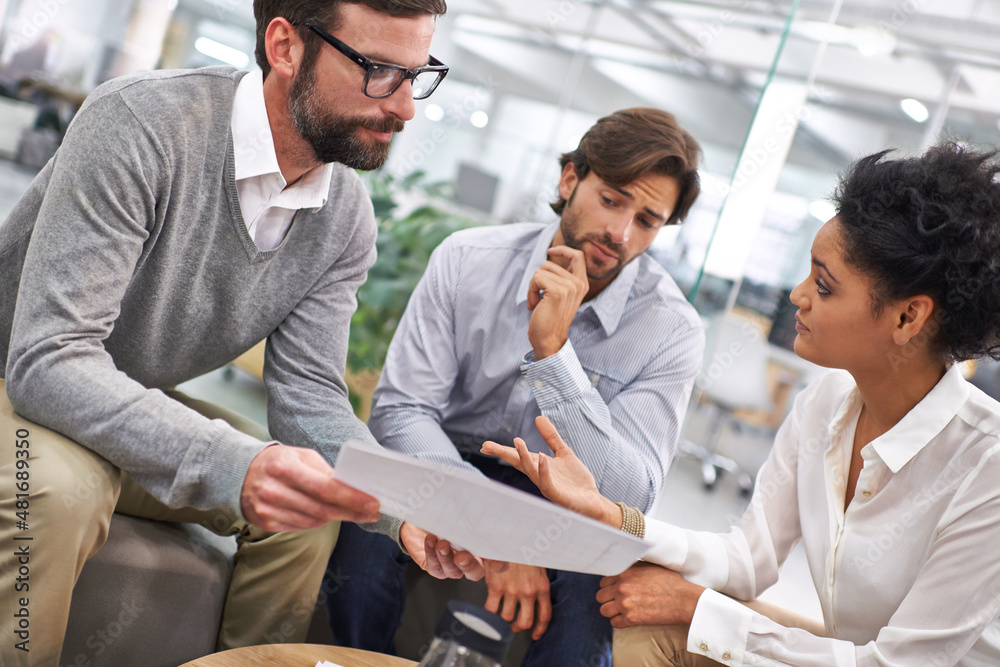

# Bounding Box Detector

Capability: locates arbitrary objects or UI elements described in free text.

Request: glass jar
[417,600,512,667]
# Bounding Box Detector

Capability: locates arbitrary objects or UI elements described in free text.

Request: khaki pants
[0,379,339,667]
[613,597,827,665]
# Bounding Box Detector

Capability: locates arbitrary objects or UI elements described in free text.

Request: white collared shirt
[230,69,333,251]
[643,365,1000,665]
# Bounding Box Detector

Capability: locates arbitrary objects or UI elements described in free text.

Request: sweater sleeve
[261,172,401,540]
[5,90,268,516]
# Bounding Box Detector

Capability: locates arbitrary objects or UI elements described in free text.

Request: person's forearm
[369,401,478,472]
[548,403,660,509]
[524,340,694,510]
[596,496,625,528]
[7,352,268,514]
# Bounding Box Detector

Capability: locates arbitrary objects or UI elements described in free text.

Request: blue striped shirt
[368,222,705,510]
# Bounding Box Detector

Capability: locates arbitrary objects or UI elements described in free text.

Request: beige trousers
[613,597,827,666]
[0,379,339,667]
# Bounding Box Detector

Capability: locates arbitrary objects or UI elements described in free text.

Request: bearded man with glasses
[0,3,482,666]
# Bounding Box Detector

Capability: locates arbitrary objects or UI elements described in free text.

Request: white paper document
[334,440,651,576]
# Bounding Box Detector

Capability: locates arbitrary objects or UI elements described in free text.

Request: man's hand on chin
[400,521,509,581]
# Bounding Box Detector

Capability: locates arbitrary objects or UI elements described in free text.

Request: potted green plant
[346,169,481,419]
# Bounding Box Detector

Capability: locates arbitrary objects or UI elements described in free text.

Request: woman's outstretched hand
[481,415,621,528]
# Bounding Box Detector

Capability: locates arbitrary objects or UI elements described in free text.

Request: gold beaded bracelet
[614,501,646,539]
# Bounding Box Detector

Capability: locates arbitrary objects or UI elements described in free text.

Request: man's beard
[559,188,628,282]
[288,62,405,171]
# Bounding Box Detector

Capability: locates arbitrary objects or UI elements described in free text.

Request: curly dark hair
[550,108,701,225]
[833,142,1000,361]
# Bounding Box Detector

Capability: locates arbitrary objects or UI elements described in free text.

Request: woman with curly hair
[483,142,1000,665]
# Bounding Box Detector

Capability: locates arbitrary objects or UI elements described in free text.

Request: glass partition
[690,0,1000,333]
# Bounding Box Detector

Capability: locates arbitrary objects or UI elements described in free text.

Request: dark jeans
[323,454,612,667]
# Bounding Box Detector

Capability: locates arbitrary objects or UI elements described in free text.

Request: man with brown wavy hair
[0,2,473,666]
[326,107,706,666]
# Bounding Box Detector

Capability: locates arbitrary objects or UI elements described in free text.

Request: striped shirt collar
[515,222,639,336]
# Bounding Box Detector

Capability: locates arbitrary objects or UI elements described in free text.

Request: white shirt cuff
[642,519,733,590]
[642,518,690,567]
[687,588,753,666]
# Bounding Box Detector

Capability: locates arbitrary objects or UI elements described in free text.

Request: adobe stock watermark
[544,0,584,29]
[684,0,754,58]
[3,0,71,54]
[211,0,251,24]
[887,309,943,373]
[877,0,927,35]
[261,590,321,646]
[908,576,1000,666]
[684,0,921,59]
[885,267,991,374]
[506,182,561,226]
[234,126,276,169]
[58,601,143,667]
[849,450,968,575]
[59,456,118,512]
[401,466,453,513]
[518,510,574,565]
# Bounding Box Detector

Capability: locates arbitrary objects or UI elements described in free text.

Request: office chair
[680,311,774,494]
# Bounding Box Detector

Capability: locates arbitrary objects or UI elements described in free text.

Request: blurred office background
[3,0,998,312]
[2,0,999,625]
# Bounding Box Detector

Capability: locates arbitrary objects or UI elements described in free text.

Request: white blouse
[645,365,1000,665]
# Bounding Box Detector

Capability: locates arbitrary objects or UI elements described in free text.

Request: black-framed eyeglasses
[301,23,448,100]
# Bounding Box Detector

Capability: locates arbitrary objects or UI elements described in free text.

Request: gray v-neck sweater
[0,67,386,525]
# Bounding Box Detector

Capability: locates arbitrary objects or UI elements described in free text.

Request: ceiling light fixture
[470,110,489,128]
[853,25,896,57]
[900,98,929,123]
[424,104,444,122]
[793,21,895,57]
[194,37,249,69]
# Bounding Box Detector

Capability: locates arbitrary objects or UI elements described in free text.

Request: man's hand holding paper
[332,440,649,577]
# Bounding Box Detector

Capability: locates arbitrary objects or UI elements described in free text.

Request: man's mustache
[586,234,624,260]
[358,117,406,134]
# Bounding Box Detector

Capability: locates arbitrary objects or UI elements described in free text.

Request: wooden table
[179,644,417,666]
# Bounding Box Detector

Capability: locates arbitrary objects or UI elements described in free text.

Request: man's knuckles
[261,447,301,477]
